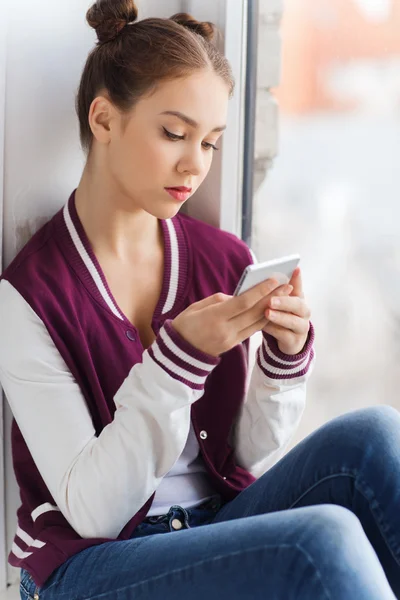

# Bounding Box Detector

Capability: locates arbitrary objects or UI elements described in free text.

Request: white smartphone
[233,254,301,296]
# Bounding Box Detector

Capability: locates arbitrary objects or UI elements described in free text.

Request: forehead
[138,70,230,130]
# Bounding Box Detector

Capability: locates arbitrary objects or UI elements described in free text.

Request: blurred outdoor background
[251,0,400,445]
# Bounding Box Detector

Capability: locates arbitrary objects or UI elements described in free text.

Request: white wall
[3,0,186,268]
[0,3,8,593]
[1,0,248,589]
[2,0,184,587]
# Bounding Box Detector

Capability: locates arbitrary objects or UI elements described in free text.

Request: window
[252,0,400,444]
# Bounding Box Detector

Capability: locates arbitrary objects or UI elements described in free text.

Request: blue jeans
[20,406,400,599]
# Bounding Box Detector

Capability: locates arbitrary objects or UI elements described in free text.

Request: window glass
[252,0,400,444]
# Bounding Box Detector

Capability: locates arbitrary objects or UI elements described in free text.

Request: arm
[233,325,315,474]
[0,280,220,540]
[232,246,315,474]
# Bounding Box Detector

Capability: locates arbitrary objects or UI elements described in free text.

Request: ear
[88,95,116,145]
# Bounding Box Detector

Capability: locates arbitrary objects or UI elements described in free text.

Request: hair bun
[87,0,139,44]
[170,13,215,42]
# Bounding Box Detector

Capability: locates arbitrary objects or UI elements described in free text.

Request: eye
[163,127,219,151]
[163,127,184,141]
[202,142,219,152]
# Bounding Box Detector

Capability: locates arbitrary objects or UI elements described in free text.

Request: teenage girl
[1,2,399,598]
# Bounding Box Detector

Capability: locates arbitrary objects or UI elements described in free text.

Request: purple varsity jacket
[0,190,314,587]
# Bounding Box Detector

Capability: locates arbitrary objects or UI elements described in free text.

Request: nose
[177,145,205,177]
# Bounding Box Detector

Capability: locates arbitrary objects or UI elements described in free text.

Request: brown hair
[76,0,235,155]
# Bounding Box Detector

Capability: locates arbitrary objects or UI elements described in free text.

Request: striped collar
[54,189,190,326]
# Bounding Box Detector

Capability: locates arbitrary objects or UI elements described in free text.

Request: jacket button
[126,330,136,341]
[200,430,208,440]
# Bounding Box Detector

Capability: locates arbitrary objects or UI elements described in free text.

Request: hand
[262,267,311,355]
[171,278,291,358]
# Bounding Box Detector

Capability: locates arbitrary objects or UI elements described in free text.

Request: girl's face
[92,69,230,219]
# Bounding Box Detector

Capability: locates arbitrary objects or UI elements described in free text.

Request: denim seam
[75,543,330,600]
[19,580,36,600]
[354,476,400,566]
[288,472,357,510]
[289,471,400,569]
[294,543,331,600]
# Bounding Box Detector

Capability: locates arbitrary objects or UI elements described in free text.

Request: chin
[147,203,184,221]
[162,205,185,220]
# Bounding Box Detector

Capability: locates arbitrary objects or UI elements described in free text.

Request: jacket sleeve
[231,247,316,475]
[0,280,220,540]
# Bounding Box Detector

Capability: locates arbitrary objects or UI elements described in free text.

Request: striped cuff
[148,319,221,391]
[257,321,315,380]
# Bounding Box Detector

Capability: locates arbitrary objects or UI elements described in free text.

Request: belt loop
[181,506,191,528]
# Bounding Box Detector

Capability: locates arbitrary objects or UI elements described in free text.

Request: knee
[349,405,399,446]
[303,505,365,557]
[295,506,389,595]
[308,504,361,536]
[329,405,400,453]
[358,404,399,425]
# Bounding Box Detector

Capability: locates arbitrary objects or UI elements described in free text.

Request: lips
[165,187,192,202]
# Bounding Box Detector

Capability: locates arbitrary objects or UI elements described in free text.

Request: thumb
[191,292,232,312]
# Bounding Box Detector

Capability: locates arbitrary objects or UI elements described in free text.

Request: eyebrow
[159,110,226,133]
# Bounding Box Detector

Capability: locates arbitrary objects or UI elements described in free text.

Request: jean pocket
[20,569,39,600]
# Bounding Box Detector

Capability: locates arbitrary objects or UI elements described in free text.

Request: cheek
[110,137,165,181]
[127,138,176,174]
[200,153,214,180]
[149,142,177,169]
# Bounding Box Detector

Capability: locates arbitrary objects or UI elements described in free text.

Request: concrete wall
[254,0,283,192]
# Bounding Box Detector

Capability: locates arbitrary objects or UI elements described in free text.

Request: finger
[238,315,269,343]
[268,296,311,319]
[262,322,299,347]
[190,292,232,312]
[269,284,293,300]
[258,284,293,312]
[289,267,304,298]
[263,321,295,339]
[264,309,309,336]
[227,282,293,338]
[224,277,282,320]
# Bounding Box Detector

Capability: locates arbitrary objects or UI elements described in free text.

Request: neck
[74,167,162,263]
